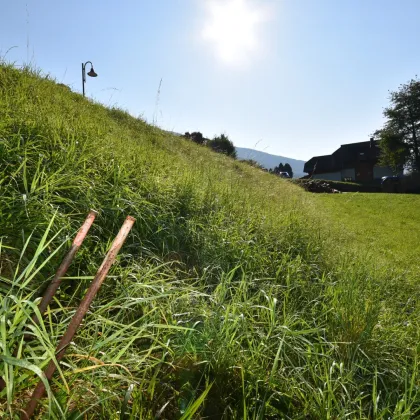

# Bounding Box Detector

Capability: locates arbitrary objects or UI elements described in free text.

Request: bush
[207,134,237,158]
[184,131,206,145]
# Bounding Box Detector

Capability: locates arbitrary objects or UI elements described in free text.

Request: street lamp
[82,61,98,97]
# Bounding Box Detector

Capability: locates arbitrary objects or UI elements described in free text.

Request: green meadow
[1,63,419,419]
[316,193,420,273]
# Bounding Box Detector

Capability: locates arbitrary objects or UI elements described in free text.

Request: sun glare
[202,0,267,65]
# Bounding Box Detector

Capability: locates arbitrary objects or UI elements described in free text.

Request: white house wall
[312,167,394,181]
[312,172,341,181]
[341,168,355,180]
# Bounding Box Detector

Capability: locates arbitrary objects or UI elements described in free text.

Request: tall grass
[0,62,419,418]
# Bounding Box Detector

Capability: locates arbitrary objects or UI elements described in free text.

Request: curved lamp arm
[81,61,97,96]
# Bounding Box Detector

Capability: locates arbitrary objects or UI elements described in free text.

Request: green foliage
[273,162,285,174]
[293,178,382,193]
[184,131,206,145]
[284,163,293,178]
[0,62,419,419]
[376,129,408,173]
[376,77,420,171]
[184,131,238,159]
[207,133,237,158]
[273,162,293,177]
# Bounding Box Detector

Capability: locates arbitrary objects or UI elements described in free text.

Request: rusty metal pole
[0,211,99,394]
[35,210,98,321]
[22,215,135,420]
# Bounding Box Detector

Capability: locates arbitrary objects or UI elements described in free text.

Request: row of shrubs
[292,178,382,193]
[183,132,295,178]
[294,176,420,194]
[183,131,237,158]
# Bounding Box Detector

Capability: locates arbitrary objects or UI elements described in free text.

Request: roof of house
[304,154,336,174]
[304,140,381,174]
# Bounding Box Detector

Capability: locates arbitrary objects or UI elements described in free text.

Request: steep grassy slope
[1,64,419,419]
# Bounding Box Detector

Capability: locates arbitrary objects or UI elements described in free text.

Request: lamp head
[87,67,97,77]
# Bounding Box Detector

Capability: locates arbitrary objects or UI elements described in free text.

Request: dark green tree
[375,129,408,173]
[376,77,420,171]
[208,134,237,158]
[184,131,205,145]
[273,163,285,174]
[284,163,293,178]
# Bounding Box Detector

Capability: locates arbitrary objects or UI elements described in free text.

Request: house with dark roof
[304,138,398,182]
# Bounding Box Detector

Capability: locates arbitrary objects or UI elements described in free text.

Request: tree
[284,163,293,178]
[272,162,293,177]
[207,134,237,158]
[375,129,408,173]
[273,162,285,175]
[184,131,205,145]
[376,77,420,171]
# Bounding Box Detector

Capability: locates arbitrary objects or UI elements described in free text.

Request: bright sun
[202,0,267,65]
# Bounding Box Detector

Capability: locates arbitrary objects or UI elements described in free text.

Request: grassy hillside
[0,63,419,419]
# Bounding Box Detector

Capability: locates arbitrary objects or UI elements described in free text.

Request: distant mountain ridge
[236,147,306,178]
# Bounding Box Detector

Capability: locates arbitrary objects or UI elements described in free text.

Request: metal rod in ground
[35,209,98,322]
[0,211,99,394]
[22,215,136,420]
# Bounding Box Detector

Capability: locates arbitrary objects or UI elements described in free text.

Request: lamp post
[82,61,98,97]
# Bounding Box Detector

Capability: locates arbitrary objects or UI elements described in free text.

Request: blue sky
[1,0,420,161]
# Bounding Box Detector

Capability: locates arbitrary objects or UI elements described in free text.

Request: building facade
[304,139,397,182]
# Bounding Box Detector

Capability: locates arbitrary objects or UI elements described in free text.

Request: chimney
[370,137,374,148]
